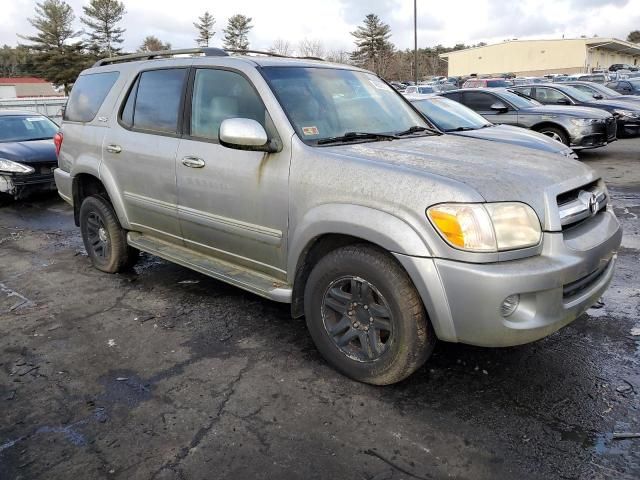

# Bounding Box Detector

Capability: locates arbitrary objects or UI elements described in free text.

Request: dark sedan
[606,79,640,96]
[439,88,616,150]
[563,81,640,105]
[512,83,640,137]
[0,111,59,200]
[406,94,577,159]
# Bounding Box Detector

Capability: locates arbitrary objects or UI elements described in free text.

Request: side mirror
[219,118,278,153]
[593,94,603,99]
[556,98,571,105]
[490,102,509,113]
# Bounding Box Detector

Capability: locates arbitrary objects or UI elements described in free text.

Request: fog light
[501,295,520,317]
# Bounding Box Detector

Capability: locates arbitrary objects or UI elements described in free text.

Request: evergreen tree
[223,14,252,52]
[20,0,88,94]
[628,31,640,43]
[138,36,171,52]
[350,14,394,76]
[194,11,216,47]
[81,0,126,58]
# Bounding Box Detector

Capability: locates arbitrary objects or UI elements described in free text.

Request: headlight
[427,202,542,252]
[613,109,638,118]
[0,158,35,175]
[570,118,600,126]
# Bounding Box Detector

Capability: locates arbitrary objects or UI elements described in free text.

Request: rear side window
[64,71,119,122]
[120,68,187,134]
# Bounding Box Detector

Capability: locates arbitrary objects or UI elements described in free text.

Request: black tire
[537,126,569,146]
[79,194,138,273]
[304,244,435,385]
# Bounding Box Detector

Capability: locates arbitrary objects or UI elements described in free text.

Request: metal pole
[414,0,418,84]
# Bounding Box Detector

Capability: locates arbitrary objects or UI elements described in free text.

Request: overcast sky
[3,0,639,53]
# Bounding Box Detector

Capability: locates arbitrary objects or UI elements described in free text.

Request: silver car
[54,48,622,385]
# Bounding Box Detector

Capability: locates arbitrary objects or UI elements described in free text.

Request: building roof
[0,77,49,84]
[439,38,640,59]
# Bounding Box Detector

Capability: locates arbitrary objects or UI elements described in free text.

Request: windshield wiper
[445,126,477,132]
[396,125,441,136]
[316,131,399,145]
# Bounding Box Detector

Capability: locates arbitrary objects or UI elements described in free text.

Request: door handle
[106,144,122,154]
[182,156,206,168]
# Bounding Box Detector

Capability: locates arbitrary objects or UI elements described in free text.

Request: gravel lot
[1,138,639,480]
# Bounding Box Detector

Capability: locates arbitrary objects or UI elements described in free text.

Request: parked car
[439,88,617,148]
[512,83,640,138]
[609,63,638,72]
[55,49,622,385]
[406,94,577,158]
[606,79,640,96]
[0,110,59,200]
[404,85,440,95]
[513,77,547,86]
[462,78,510,88]
[563,81,640,105]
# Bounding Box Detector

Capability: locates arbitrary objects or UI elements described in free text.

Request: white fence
[0,97,67,123]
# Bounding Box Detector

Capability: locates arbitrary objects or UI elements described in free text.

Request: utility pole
[414,0,418,84]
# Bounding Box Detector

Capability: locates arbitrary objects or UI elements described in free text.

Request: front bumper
[0,169,56,199]
[395,210,622,347]
[570,118,617,149]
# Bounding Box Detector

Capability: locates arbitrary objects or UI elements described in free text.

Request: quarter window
[189,69,268,141]
[64,71,119,122]
[120,68,187,134]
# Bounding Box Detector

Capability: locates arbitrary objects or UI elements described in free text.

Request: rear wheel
[537,126,569,146]
[79,195,138,273]
[304,244,435,385]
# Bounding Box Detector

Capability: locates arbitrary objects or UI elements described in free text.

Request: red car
[462,78,510,88]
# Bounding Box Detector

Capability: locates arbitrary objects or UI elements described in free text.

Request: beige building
[440,38,640,77]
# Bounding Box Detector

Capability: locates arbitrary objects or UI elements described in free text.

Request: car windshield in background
[0,115,58,143]
[412,97,489,132]
[560,85,601,102]
[630,79,640,88]
[261,67,429,144]
[487,80,509,87]
[502,90,542,107]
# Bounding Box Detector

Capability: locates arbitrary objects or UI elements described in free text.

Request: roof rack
[93,47,324,67]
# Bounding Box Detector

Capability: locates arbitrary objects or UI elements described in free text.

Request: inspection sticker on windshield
[302,126,319,136]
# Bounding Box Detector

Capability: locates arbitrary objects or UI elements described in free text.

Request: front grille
[557,180,607,231]
[563,260,611,299]
[11,162,56,186]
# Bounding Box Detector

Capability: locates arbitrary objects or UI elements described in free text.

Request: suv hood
[325,135,595,224]
[0,139,56,165]
[521,104,612,118]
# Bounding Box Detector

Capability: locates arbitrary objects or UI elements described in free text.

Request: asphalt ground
[0,138,639,480]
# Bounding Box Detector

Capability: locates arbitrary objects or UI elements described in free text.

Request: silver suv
[54,48,622,385]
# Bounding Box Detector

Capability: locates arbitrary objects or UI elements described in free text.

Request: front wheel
[538,126,569,146]
[304,245,435,385]
[79,195,138,273]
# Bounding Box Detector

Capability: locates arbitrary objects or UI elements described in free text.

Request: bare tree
[269,38,292,56]
[325,49,351,65]
[297,38,325,58]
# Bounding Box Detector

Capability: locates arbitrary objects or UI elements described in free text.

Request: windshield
[503,90,542,107]
[412,97,489,131]
[0,115,58,143]
[559,85,600,102]
[575,83,621,97]
[630,79,640,88]
[261,67,429,144]
[418,86,435,94]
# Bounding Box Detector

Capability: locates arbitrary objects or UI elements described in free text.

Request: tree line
[2,1,638,93]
